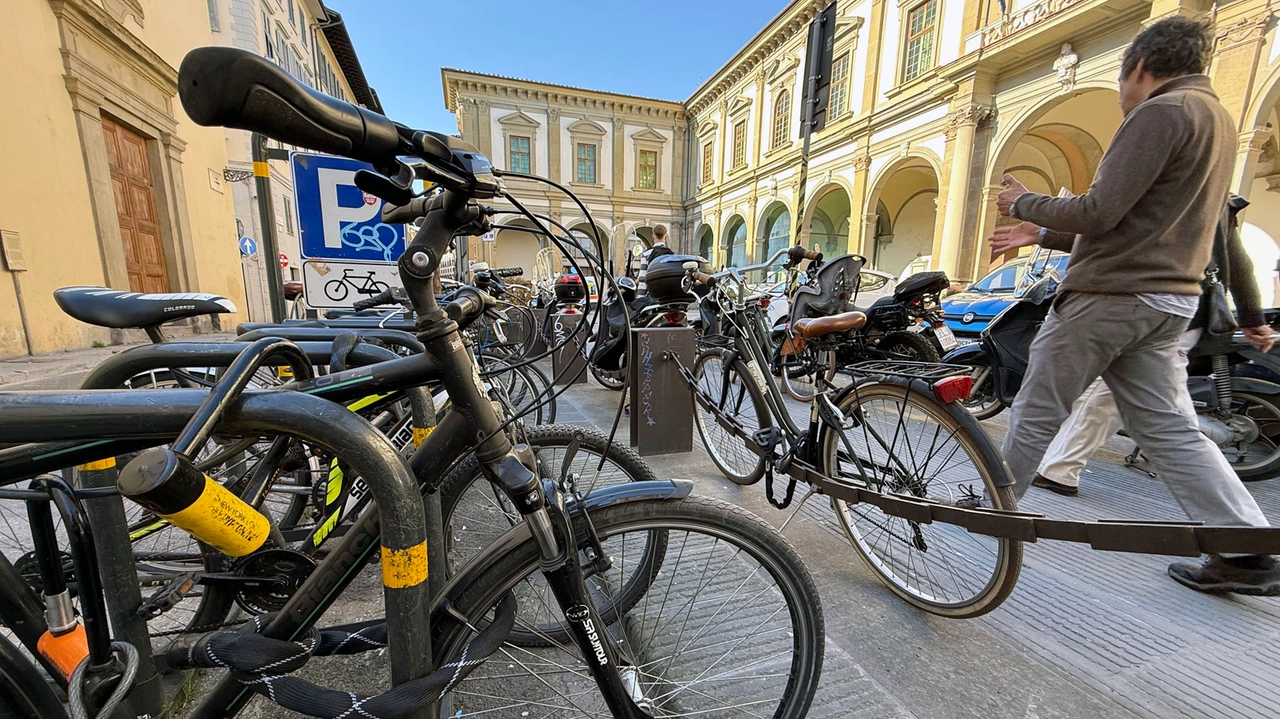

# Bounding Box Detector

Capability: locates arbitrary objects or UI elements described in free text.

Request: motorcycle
[943,246,1280,481]
[584,254,712,390]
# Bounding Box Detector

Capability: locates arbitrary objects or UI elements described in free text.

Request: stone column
[860,0,888,111]
[937,103,994,280]
[745,189,759,262]
[547,108,562,185]
[1233,125,1271,198]
[476,99,492,159]
[612,116,626,192]
[716,99,729,184]
[850,153,872,255]
[751,69,766,167]
[972,185,1005,274]
[671,122,686,202]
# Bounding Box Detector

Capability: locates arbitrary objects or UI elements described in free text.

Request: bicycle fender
[941,343,985,364]
[1232,376,1280,396]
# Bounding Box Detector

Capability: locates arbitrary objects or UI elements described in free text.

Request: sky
[326,0,790,132]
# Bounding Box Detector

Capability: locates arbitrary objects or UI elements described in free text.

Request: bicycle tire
[432,495,824,718]
[691,349,770,485]
[0,633,65,719]
[439,424,660,647]
[878,330,940,362]
[822,382,1022,618]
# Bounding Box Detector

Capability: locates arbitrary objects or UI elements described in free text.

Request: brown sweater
[1012,75,1236,296]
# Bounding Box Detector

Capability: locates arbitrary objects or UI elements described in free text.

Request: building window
[263,12,274,58]
[576,143,597,184]
[509,136,531,174]
[282,195,293,234]
[287,0,295,27]
[207,0,220,31]
[904,0,940,83]
[701,142,714,183]
[732,121,747,169]
[638,149,658,189]
[772,90,791,149]
[828,55,850,120]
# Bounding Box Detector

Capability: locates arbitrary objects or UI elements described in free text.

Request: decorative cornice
[1216,11,1275,46]
[442,71,685,121]
[688,1,827,116]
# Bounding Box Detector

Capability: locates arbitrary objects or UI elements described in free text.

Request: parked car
[941,251,1070,342]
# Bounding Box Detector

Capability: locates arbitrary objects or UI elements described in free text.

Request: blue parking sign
[292,153,407,262]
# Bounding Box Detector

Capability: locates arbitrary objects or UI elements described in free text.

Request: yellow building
[446,0,1280,302]
[0,0,247,357]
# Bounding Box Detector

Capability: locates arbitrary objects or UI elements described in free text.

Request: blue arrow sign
[292,153,407,262]
[239,236,258,256]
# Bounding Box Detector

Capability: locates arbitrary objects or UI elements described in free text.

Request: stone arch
[721,214,748,268]
[864,156,941,274]
[983,86,1122,266]
[695,223,715,261]
[492,217,543,276]
[755,199,793,263]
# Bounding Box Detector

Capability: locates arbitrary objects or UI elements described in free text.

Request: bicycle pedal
[137,571,199,620]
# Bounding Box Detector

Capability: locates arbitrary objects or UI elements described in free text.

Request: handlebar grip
[490,267,524,278]
[692,271,714,285]
[444,286,493,323]
[381,196,430,225]
[178,47,402,174]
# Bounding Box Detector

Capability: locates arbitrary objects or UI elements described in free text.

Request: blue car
[942,252,1070,342]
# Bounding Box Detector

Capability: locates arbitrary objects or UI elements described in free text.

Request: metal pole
[252,133,287,323]
[793,15,826,245]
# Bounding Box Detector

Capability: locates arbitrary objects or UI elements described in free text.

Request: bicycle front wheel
[822,382,1022,617]
[691,349,770,485]
[434,495,824,718]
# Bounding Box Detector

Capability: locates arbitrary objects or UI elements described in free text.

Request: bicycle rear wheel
[434,495,824,718]
[0,633,65,719]
[691,350,770,485]
[822,382,1021,617]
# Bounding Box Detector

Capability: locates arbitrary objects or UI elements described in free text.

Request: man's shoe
[1032,474,1078,496]
[1168,554,1280,596]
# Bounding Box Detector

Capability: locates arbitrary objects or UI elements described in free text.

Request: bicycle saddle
[54,286,236,329]
[792,311,868,340]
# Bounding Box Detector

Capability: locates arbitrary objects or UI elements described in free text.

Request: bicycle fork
[482,447,655,718]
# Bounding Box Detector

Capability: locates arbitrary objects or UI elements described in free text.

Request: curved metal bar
[80,341,380,389]
[0,387,433,686]
[237,326,425,354]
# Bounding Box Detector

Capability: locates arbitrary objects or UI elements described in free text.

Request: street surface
[211,373,1280,718]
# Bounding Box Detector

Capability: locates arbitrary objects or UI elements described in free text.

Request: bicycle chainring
[232,549,318,614]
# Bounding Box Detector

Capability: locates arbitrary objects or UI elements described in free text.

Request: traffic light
[799,2,839,137]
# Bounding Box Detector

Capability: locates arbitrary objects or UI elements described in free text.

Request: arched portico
[722,214,747,268]
[864,157,940,276]
[803,183,851,261]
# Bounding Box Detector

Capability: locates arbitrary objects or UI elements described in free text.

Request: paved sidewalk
[0,333,234,390]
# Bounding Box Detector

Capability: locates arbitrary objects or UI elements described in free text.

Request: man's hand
[1242,326,1275,353]
[989,221,1042,258]
[997,173,1029,217]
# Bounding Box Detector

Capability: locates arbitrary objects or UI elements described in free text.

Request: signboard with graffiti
[291,152,407,263]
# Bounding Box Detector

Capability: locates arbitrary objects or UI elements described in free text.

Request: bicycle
[0,45,825,719]
[684,246,1023,618]
[324,268,390,303]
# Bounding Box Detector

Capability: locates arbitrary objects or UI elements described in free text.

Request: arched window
[772,90,791,150]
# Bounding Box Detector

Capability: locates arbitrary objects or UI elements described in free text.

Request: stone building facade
[445,0,1280,304]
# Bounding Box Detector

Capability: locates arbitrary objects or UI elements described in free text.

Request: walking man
[989,17,1279,594]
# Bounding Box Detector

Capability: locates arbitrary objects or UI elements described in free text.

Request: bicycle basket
[789,254,867,325]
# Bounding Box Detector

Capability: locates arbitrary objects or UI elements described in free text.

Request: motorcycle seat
[792,311,867,340]
[54,286,236,329]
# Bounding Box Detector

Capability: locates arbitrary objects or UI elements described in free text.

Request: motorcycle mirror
[682,261,699,270]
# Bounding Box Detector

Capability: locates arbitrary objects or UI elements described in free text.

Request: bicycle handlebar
[352,289,395,312]
[489,267,524,278]
[445,286,495,323]
[178,47,401,174]
[381,196,431,225]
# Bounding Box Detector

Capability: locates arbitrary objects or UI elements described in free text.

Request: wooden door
[102,116,169,293]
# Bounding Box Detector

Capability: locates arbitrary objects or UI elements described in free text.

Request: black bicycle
[0,46,824,719]
[686,247,1023,618]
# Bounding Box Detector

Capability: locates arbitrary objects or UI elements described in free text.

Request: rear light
[933,321,945,328]
[664,311,686,325]
[759,296,771,309]
[933,375,973,404]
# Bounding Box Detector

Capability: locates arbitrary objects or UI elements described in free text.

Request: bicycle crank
[228,548,318,614]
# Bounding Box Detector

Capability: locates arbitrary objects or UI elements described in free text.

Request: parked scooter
[943,246,1280,481]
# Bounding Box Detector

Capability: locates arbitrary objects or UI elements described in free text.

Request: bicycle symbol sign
[301,260,400,310]
[291,152,407,262]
